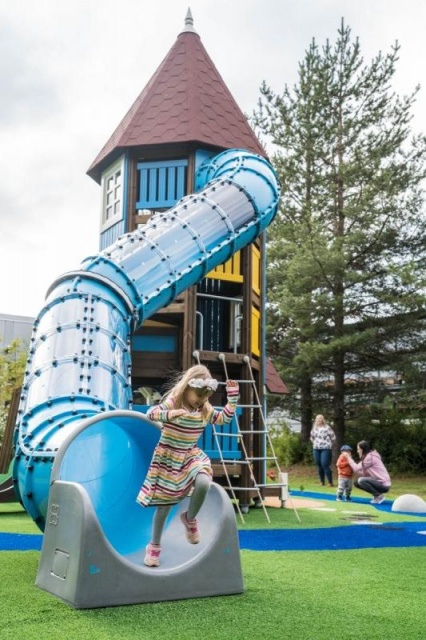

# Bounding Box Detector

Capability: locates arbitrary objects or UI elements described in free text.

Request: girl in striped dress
[137,364,239,567]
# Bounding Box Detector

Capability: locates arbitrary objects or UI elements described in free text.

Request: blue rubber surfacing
[239,522,426,551]
[238,490,426,551]
[2,523,426,552]
[0,532,43,551]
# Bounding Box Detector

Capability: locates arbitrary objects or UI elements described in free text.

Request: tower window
[101,157,124,230]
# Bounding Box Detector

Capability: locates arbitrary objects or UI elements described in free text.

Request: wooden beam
[134,214,151,226]
[182,287,196,370]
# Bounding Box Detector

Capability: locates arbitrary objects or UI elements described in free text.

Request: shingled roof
[265,358,289,395]
[87,9,266,183]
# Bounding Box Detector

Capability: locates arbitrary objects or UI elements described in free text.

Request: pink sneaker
[144,543,161,567]
[180,511,200,544]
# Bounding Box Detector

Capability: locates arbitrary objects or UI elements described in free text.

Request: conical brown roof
[87,11,265,183]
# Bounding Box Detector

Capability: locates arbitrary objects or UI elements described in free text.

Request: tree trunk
[333,349,346,456]
[300,371,313,442]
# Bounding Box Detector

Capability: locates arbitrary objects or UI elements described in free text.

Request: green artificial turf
[1,549,425,640]
[1,469,426,639]
[0,505,41,534]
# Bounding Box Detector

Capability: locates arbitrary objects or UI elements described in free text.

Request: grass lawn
[1,467,426,639]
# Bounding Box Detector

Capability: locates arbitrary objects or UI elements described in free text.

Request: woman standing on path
[310,414,336,487]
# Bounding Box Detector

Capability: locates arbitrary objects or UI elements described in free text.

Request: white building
[0,313,33,350]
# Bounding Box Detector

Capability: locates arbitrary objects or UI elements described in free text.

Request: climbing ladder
[194,351,300,524]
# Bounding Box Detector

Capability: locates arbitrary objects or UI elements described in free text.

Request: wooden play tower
[86,10,288,514]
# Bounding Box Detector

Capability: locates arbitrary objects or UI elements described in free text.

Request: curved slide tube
[13,149,280,607]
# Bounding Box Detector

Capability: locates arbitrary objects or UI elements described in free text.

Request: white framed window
[100,157,124,231]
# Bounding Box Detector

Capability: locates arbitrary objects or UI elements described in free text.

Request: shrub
[345,406,426,474]
[0,339,26,446]
[267,424,307,468]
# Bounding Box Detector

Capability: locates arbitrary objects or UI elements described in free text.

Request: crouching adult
[344,440,391,505]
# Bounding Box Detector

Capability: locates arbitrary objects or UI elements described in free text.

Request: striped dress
[136,392,239,506]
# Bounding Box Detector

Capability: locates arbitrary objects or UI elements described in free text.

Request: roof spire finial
[180,7,197,34]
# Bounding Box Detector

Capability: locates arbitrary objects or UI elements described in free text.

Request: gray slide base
[36,481,244,608]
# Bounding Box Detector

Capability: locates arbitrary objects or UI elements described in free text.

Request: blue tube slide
[13,149,280,540]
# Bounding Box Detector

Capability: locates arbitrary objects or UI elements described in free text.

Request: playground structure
[12,149,280,607]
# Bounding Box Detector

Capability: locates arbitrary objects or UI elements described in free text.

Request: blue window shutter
[136,159,188,209]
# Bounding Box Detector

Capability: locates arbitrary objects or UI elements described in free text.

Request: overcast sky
[1,0,425,319]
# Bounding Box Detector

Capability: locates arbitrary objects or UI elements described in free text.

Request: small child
[336,445,353,501]
[136,363,239,567]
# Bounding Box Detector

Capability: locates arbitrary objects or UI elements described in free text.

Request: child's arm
[209,380,240,425]
[146,397,186,423]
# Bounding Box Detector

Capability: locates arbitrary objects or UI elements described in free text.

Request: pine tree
[254,21,426,446]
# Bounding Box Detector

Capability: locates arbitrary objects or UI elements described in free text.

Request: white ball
[391,494,426,513]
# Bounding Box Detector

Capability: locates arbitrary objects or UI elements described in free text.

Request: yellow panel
[252,246,261,295]
[207,251,243,282]
[251,306,260,357]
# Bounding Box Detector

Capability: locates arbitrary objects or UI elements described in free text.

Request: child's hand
[226,380,239,395]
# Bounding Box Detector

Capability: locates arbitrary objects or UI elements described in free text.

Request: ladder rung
[238,429,268,434]
[214,429,268,435]
[256,482,288,488]
[237,404,262,408]
[223,486,264,492]
[247,456,276,461]
[219,459,250,465]
[213,432,240,437]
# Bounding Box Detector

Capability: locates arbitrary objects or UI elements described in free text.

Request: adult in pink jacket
[345,440,391,505]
